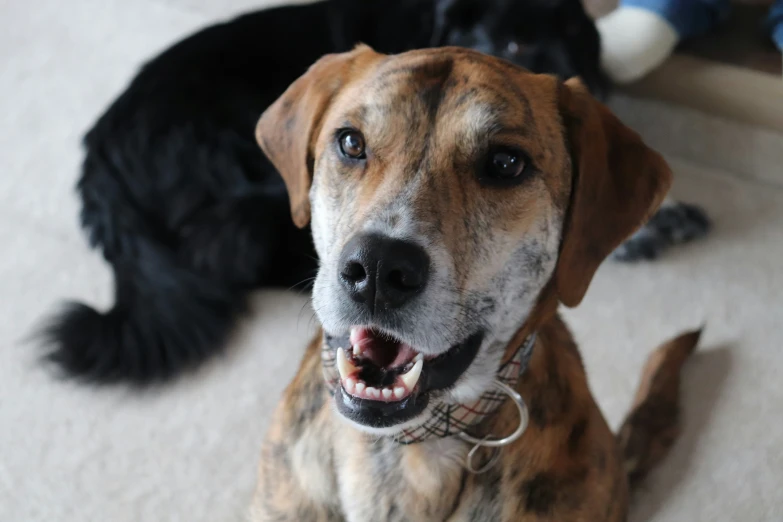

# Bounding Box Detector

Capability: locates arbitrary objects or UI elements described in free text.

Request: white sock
[596,6,680,84]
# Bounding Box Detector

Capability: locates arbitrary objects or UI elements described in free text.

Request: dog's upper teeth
[352,344,361,357]
[349,326,361,346]
[401,359,423,390]
[336,347,357,379]
[414,353,423,362]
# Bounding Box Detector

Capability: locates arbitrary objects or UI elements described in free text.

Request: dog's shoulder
[483,314,629,521]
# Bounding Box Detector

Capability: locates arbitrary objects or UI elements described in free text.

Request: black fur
[434,0,608,97]
[611,202,711,261]
[41,0,606,385]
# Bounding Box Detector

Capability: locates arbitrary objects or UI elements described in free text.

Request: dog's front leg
[249,337,344,522]
[248,425,343,522]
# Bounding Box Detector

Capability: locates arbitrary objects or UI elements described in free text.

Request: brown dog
[249,45,698,521]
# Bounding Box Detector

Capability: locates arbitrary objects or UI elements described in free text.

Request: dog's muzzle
[323,231,533,453]
[327,232,481,428]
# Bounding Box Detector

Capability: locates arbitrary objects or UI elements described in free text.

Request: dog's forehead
[311,48,570,217]
[367,47,530,86]
[330,49,561,155]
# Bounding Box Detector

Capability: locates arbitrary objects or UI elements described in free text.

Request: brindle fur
[250,46,698,521]
[251,313,699,521]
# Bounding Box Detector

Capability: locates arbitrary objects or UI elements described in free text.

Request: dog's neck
[500,281,560,365]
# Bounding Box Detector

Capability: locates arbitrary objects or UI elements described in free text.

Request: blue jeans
[623,0,783,51]
[621,0,731,39]
[767,0,783,50]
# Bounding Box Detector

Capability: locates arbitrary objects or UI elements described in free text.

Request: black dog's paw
[611,201,711,262]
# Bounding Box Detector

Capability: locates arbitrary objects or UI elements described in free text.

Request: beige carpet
[1,1,781,520]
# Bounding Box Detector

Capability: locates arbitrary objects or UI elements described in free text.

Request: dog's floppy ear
[256,45,373,228]
[555,78,672,307]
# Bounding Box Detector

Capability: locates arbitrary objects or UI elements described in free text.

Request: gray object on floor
[612,200,711,261]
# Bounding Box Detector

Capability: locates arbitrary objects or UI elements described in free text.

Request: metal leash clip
[459,380,529,474]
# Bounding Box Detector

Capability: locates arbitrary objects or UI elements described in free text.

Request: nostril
[386,269,421,291]
[386,264,426,292]
[387,269,405,290]
[342,261,367,284]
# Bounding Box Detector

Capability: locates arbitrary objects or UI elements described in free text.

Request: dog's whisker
[287,276,317,292]
[296,300,319,332]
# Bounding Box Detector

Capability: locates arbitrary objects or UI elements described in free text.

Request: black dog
[41,0,691,386]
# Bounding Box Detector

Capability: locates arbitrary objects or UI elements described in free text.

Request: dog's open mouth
[327,327,483,429]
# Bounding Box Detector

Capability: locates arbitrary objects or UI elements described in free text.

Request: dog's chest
[333,434,496,522]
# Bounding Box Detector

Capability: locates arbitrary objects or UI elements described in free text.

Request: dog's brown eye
[489,149,526,179]
[339,130,366,159]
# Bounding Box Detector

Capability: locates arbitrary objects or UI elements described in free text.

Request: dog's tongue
[350,327,417,369]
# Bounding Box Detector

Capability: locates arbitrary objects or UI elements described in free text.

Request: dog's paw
[611,201,711,262]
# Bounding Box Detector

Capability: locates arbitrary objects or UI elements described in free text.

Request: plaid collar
[321,333,537,444]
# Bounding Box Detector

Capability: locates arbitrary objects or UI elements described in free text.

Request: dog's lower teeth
[343,378,412,401]
[353,345,361,357]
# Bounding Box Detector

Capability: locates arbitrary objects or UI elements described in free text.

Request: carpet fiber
[1,1,781,520]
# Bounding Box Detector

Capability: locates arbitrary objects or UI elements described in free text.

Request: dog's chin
[325,328,484,432]
[332,394,431,436]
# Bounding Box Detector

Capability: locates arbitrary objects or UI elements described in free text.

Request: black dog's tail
[41,239,247,385]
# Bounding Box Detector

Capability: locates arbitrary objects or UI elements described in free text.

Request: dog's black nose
[338,234,430,312]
